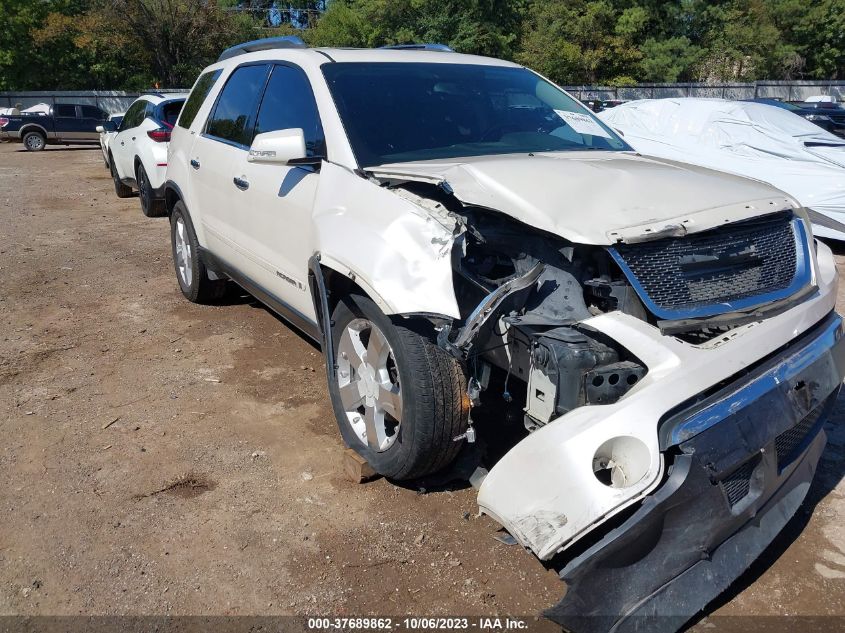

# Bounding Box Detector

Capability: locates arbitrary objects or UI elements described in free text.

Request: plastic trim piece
[379,43,454,52]
[218,36,307,62]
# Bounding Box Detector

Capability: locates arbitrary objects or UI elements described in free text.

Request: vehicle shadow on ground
[236,283,321,348]
[686,386,845,629]
[15,146,99,153]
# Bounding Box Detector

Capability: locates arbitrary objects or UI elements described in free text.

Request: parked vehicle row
[8,38,845,633]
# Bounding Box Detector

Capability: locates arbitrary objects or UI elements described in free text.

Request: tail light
[147,128,171,142]
[0,117,9,128]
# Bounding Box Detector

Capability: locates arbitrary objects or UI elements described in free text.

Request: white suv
[107,92,188,216]
[165,37,843,628]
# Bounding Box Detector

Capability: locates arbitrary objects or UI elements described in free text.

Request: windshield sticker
[554,110,612,138]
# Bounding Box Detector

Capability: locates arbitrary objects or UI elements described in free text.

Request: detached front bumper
[548,312,845,633]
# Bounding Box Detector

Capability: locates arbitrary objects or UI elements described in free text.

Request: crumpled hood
[369,152,797,245]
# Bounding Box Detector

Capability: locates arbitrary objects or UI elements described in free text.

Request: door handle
[233,177,249,191]
[190,159,200,170]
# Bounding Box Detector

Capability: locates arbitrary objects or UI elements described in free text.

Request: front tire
[22,131,46,151]
[137,163,165,217]
[327,293,469,480]
[170,201,226,303]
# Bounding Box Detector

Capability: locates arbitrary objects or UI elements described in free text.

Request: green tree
[639,37,701,82]
[517,0,644,84]
[694,0,795,81]
[307,0,521,58]
[769,0,845,79]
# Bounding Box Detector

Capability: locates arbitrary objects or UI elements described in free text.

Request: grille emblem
[679,243,762,280]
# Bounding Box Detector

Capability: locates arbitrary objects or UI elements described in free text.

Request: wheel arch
[307,254,454,377]
[19,124,48,140]
[164,180,184,216]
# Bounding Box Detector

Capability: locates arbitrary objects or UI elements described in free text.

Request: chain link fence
[563,81,845,102]
[0,90,188,115]
[3,80,843,116]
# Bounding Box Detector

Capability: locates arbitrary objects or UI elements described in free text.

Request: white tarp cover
[21,103,50,114]
[598,98,845,239]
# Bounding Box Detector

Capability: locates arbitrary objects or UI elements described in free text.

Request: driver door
[228,63,326,317]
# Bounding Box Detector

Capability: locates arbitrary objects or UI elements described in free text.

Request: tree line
[0,0,842,92]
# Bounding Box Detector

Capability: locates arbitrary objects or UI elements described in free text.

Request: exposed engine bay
[387,179,789,436]
[444,204,650,432]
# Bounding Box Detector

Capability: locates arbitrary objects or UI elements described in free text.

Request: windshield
[322,62,630,167]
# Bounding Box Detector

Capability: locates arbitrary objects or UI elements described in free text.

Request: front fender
[312,162,461,318]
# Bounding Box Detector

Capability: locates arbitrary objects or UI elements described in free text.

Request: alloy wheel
[25,134,44,151]
[336,318,403,451]
[174,216,193,289]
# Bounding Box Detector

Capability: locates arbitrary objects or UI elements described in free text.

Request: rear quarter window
[178,70,223,129]
[55,104,76,117]
[160,100,185,127]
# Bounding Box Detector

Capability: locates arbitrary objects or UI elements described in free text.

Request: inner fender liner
[547,313,845,633]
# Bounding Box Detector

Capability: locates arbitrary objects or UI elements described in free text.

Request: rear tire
[22,131,46,151]
[170,201,226,303]
[110,156,132,198]
[137,163,165,217]
[327,293,469,480]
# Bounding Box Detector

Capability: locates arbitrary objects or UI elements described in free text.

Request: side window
[161,100,184,127]
[55,104,76,118]
[143,101,157,122]
[80,105,106,119]
[178,69,222,130]
[206,64,269,147]
[254,64,326,156]
[119,101,143,130]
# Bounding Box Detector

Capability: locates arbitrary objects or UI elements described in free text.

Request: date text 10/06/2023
[307,617,530,630]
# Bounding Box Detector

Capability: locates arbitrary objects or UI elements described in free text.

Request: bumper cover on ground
[547,312,845,633]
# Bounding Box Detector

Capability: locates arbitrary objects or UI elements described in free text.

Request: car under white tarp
[598,98,845,240]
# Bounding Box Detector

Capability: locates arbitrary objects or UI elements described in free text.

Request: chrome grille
[610,212,805,320]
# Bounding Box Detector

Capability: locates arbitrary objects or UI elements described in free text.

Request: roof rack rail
[218,36,307,62]
[380,43,454,52]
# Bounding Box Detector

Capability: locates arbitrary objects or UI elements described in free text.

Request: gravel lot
[2,141,845,630]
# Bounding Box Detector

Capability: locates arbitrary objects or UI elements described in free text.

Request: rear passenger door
[230,63,325,317]
[53,104,78,141]
[189,63,270,266]
[79,105,108,139]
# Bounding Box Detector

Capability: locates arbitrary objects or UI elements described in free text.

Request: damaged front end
[366,163,843,632]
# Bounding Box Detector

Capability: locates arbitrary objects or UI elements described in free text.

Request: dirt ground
[1,141,845,630]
